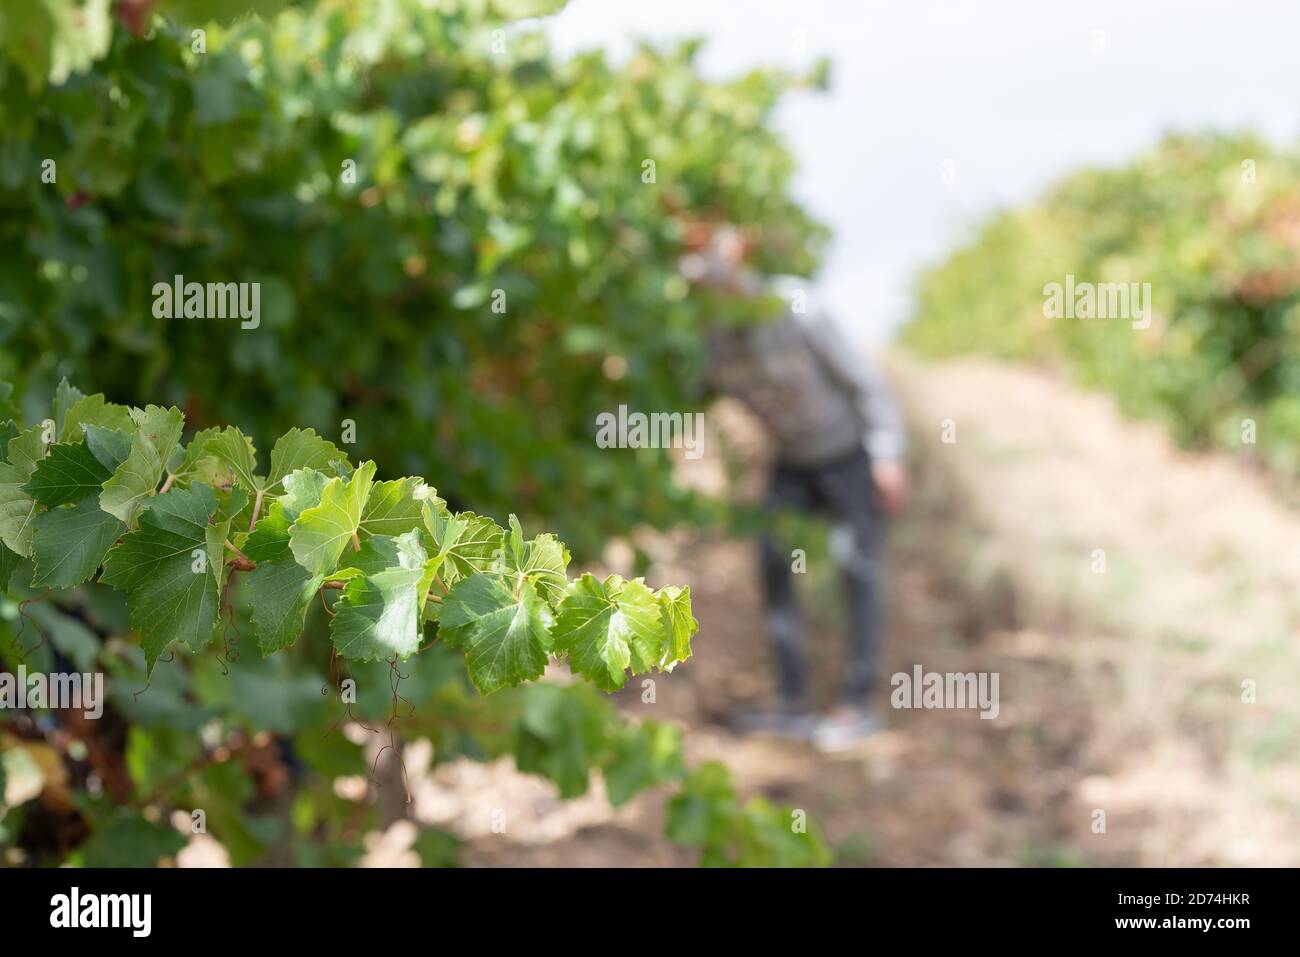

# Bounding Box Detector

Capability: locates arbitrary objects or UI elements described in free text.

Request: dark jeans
[760,449,884,708]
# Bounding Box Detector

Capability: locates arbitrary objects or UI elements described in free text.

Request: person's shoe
[811,707,885,753]
[733,704,818,740]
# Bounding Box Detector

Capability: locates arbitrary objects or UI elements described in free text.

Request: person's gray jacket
[707,303,906,469]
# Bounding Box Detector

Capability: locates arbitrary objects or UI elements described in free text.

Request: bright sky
[548,0,1300,343]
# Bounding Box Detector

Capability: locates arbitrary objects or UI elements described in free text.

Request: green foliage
[552,572,683,692]
[0,427,51,558]
[0,0,831,870]
[3,384,698,684]
[667,761,830,867]
[74,806,189,867]
[0,0,825,557]
[0,0,114,91]
[99,481,227,667]
[904,131,1300,473]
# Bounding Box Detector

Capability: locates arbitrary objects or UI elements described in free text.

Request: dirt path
[889,355,1300,866]
[414,354,1300,867]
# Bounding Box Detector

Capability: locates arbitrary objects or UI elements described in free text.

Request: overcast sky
[548,0,1300,343]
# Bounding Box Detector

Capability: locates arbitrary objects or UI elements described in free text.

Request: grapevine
[1,382,697,688]
[0,0,831,868]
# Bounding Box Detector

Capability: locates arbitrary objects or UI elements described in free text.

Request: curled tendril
[387,656,415,723]
[214,614,242,676]
[8,589,54,664]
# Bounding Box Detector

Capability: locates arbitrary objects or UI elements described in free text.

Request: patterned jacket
[707,299,906,468]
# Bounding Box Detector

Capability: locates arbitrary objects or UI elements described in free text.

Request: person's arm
[799,309,910,513]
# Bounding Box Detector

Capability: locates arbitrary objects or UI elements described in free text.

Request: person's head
[678,222,763,297]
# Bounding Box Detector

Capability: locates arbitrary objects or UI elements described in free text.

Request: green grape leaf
[359,477,427,538]
[506,524,570,605]
[62,394,135,442]
[329,530,429,660]
[0,426,51,557]
[51,379,84,437]
[244,467,329,562]
[204,425,262,491]
[552,574,664,692]
[288,460,376,576]
[267,428,347,492]
[422,505,504,585]
[505,514,527,568]
[100,405,185,524]
[247,559,323,656]
[100,483,223,674]
[22,441,117,508]
[279,468,331,519]
[244,468,332,655]
[657,585,697,669]
[83,425,135,473]
[1,425,47,474]
[0,541,21,592]
[30,498,126,588]
[168,427,222,484]
[439,573,553,694]
[244,513,290,563]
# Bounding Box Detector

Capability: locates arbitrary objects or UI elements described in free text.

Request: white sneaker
[811,709,884,753]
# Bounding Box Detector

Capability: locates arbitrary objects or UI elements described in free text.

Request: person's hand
[871,459,909,516]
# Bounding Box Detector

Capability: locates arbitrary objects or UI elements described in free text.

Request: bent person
[683,225,909,752]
